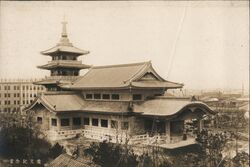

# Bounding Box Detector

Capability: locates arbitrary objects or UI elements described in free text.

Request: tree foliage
[0,113,65,164]
[48,142,66,159]
[232,151,249,167]
[84,141,138,167]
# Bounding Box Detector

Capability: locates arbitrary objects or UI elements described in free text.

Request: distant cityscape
[0,79,46,113]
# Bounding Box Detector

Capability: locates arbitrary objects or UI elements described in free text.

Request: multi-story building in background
[0,79,46,113]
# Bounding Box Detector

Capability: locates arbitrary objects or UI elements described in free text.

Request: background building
[0,79,46,113]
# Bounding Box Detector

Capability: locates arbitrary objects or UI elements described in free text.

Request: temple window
[73,117,81,126]
[133,94,142,101]
[94,94,101,99]
[61,118,70,126]
[111,120,118,129]
[73,71,79,76]
[86,94,93,99]
[102,94,110,100]
[111,94,120,100]
[101,119,108,128]
[83,117,90,125]
[37,117,43,124]
[92,118,99,126]
[121,122,129,130]
[51,118,57,126]
[62,71,67,76]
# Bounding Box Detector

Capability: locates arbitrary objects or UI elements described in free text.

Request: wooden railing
[130,133,169,145]
[48,60,82,64]
[46,129,194,146]
[44,76,80,80]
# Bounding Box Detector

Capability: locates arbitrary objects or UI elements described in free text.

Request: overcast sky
[0,1,249,91]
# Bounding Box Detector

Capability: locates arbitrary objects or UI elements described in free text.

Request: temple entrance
[144,119,166,135]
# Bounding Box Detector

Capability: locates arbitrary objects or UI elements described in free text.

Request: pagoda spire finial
[58,16,72,46]
[61,15,67,37]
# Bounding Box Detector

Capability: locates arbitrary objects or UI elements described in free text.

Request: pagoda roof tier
[37,60,91,70]
[41,44,89,56]
[61,61,183,90]
[34,76,80,85]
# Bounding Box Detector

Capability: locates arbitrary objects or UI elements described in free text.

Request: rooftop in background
[47,153,98,167]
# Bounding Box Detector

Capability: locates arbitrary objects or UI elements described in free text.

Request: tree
[48,142,65,159]
[84,140,138,167]
[196,129,228,167]
[0,126,51,162]
[232,151,249,167]
[0,113,64,164]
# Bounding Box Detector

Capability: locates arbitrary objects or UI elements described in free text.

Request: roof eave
[41,48,89,56]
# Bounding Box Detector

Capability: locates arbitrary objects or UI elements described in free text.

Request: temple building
[25,21,215,148]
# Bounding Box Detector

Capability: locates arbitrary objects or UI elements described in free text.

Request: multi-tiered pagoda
[36,20,90,91]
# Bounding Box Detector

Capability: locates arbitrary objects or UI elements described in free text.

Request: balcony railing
[48,60,82,65]
[43,76,80,80]
[46,129,196,148]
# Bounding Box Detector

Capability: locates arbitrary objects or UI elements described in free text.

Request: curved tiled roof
[47,154,97,167]
[25,93,214,118]
[37,62,91,70]
[34,76,80,85]
[61,61,183,90]
[41,45,89,56]
[133,97,215,116]
[25,92,130,114]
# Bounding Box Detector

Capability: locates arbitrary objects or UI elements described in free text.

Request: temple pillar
[165,121,170,143]
[198,119,203,132]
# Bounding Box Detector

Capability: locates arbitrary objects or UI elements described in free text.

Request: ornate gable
[138,72,159,81]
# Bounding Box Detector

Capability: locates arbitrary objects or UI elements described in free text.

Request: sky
[0,1,249,91]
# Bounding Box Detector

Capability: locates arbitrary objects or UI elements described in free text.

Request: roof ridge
[91,61,149,69]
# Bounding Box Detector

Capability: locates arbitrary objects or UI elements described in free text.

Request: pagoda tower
[36,20,90,91]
